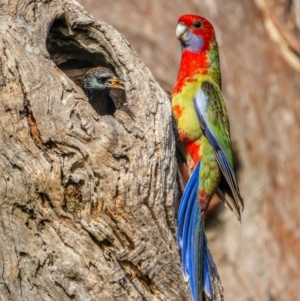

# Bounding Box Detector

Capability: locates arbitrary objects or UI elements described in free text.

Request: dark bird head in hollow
[83,67,134,118]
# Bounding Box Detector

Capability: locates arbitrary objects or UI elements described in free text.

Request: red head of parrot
[173,15,218,96]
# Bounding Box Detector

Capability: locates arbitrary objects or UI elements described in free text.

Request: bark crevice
[0,1,189,300]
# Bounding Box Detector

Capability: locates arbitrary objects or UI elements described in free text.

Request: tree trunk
[0,1,190,300]
[76,1,300,301]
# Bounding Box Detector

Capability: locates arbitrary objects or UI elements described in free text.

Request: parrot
[83,67,134,118]
[172,15,244,301]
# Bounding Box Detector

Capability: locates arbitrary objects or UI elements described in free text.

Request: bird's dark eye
[97,76,108,83]
[193,21,203,29]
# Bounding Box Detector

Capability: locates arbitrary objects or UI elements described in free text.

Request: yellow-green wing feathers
[193,80,244,218]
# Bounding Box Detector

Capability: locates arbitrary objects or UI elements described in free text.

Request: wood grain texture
[0,1,190,300]
[77,0,300,300]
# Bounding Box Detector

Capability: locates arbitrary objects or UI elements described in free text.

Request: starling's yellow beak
[106,76,125,90]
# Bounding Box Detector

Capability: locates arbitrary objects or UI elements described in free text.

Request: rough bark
[77,0,300,301]
[0,1,190,300]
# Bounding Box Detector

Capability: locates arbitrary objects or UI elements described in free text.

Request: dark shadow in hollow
[46,19,116,88]
[46,19,124,116]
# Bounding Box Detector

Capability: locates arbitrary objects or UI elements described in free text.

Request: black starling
[83,67,134,119]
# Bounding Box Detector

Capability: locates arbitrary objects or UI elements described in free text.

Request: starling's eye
[193,21,203,29]
[97,77,107,83]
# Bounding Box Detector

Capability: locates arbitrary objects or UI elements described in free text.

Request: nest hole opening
[46,19,131,118]
[46,19,117,90]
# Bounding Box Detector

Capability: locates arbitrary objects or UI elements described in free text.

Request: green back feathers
[207,40,221,89]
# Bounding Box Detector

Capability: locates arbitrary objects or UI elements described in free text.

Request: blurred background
[77,0,300,300]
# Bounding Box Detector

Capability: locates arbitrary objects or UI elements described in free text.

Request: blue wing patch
[177,161,222,300]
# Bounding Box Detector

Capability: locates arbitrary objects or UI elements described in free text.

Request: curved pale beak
[106,76,125,90]
[176,22,188,40]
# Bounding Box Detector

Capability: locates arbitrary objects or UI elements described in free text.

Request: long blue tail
[177,161,223,301]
